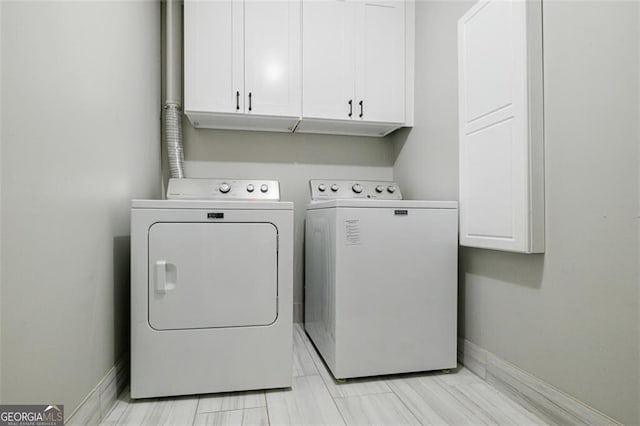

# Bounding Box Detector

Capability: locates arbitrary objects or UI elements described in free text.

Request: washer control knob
[260,184,269,193]
[246,184,255,193]
[331,184,339,192]
[375,185,384,193]
[352,184,363,193]
[219,183,231,193]
[387,185,397,194]
[318,184,327,192]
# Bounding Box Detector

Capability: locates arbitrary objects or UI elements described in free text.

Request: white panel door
[302,0,356,120]
[184,0,244,113]
[356,0,405,123]
[244,0,301,117]
[148,222,278,330]
[458,0,544,253]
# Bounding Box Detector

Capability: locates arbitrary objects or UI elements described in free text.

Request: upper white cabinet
[358,0,405,123]
[299,0,354,121]
[297,0,411,137]
[458,0,544,253]
[184,0,301,132]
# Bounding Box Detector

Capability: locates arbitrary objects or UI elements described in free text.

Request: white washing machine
[304,179,458,379]
[131,178,293,399]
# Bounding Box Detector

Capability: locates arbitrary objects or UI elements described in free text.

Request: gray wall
[393,1,640,424]
[0,0,161,414]
[391,0,472,200]
[182,125,394,317]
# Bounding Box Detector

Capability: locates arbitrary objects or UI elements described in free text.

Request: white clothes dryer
[304,180,458,379]
[131,178,293,399]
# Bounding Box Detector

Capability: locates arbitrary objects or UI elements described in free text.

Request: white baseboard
[66,356,129,425]
[458,338,620,426]
[458,337,487,380]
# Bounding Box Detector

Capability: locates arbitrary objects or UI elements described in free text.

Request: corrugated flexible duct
[163,0,184,179]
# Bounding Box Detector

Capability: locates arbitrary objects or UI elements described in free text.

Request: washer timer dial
[218,183,231,193]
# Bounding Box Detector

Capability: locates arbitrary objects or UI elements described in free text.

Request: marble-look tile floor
[102,325,548,425]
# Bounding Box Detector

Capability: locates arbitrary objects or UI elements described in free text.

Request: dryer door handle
[155,260,176,294]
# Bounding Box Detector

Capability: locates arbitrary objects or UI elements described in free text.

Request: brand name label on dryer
[394,210,408,216]
[207,212,224,219]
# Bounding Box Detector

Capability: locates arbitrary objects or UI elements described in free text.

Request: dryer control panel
[167,178,280,200]
[309,179,402,201]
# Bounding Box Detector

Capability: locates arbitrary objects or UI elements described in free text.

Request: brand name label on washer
[207,212,224,219]
[394,210,408,216]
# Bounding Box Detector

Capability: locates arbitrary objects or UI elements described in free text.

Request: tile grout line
[192,406,264,416]
[331,390,395,401]
[295,326,349,425]
[434,377,504,425]
[293,324,321,379]
[191,396,202,425]
[446,379,549,425]
[263,391,272,426]
[297,326,340,394]
[297,324,405,426]
[326,383,349,426]
[295,324,322,373]
[385,379,427,426]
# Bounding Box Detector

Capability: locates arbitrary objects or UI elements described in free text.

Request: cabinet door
[244,0,301,117]
[184,0,244,114]
[458,0,544,253]
[302,0,356,120]
[356,0,405,123]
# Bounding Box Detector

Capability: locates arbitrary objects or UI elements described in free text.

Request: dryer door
[148,222,278,330]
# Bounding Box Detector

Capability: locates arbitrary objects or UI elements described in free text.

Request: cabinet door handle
[248,92,252,112]
[236,91,240,111]
[348,99,353,117]
[359,100,363,118]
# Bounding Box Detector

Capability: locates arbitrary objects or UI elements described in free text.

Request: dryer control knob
[260,184,269,193]
[246,184,255,193]
[352,184,363,193]
[331,184,339,192]
[318,184,327,192]
[219,183,231,193]
[387,185,397,194]
[375,185,384,193]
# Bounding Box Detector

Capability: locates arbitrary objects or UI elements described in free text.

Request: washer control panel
[310,179,402,200]
[167,178,280,200]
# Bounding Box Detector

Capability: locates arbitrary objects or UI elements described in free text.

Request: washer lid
[132,199,293,210]
[306,199,458,210]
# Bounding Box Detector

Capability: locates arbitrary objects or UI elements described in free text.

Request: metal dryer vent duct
[163,0,184,179]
